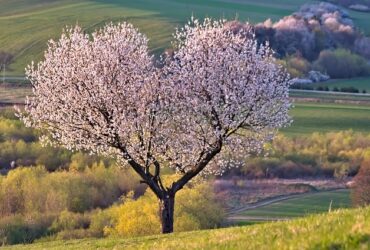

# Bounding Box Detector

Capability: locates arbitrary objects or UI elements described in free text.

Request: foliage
[0,214,55,245]
[351,158,370,206]
[254,2,367,61]
[277,55,311,78]
[233,131,370,179]
[105,182,224,238]
[0,112,109,171]
[49,211,89,233]
[313,49,370,78]
[0,165,142,216]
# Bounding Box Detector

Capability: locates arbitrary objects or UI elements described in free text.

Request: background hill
[1,0,370,76]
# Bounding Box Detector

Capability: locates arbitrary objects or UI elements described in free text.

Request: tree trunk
[159,193,175,234]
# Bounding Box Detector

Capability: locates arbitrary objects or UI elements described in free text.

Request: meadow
[282,102,370,136]
[3,205,370,250]
[239,189,350,220]
[2,0,370,75]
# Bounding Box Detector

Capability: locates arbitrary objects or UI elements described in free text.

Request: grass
[4,205,370,249]
[282,102,370,136]
[1,0,370,75]
[240,189,350,219]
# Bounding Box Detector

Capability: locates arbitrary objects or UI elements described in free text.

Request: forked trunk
[159,193,175,234]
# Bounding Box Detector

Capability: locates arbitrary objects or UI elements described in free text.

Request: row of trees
[291,83,367,93]
[252,2,370,78]
[228,131,370,179]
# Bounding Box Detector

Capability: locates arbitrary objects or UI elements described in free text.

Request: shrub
[0,165,142,216]
[313,49,370,78]
[0,214,55,245]
[351,158,370,206]
[104,182,225,238]
[231,131,370,179]
[279,55,311,78]
[340,86,360,93]
[49,211,89,233]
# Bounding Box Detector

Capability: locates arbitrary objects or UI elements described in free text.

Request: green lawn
[3,205,370,249]
[282,102,370,136]
[241,189,350,219]
[1,0,370,75]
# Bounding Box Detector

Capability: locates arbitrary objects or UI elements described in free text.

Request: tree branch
[171,139,222,193]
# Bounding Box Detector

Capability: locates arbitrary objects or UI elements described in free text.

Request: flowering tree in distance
[20,19,291,234]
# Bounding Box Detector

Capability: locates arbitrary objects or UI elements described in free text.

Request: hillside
[1,0,370,76]
[4,206,370,250]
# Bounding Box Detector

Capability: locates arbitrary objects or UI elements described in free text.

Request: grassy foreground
[4,206,370,250]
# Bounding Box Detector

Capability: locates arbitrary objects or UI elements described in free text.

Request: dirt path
[226,188,347,221]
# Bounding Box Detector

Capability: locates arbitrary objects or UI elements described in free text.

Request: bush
[351,158,370,206]
[0,165,142,216]
[340,86,360,93]
[231,131,370,179]
[313,49,370,78]
[278,55,311,78]
[104,182,225,238]
[0,214,55,245]
[49,211,89,233]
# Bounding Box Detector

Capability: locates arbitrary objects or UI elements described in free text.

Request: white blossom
[19,19,291,196]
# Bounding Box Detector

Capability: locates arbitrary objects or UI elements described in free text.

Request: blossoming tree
[20,19,291,234]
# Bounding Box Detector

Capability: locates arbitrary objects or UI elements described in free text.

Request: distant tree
[0,51,13,71]
[340,86,359,93]
[19,20,291,234]
[313,49,370,78]
[351,158,370,206]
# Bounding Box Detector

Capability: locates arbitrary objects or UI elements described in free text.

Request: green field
[240,190,350,219]
[1,89,370,136]
[282,102,370,136]
[311,77,370,93]
[1,0,370,76]
[4,206,370,249]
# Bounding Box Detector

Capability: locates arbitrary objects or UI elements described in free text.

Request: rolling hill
[1,0,370,76]
[3,205,370,250]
